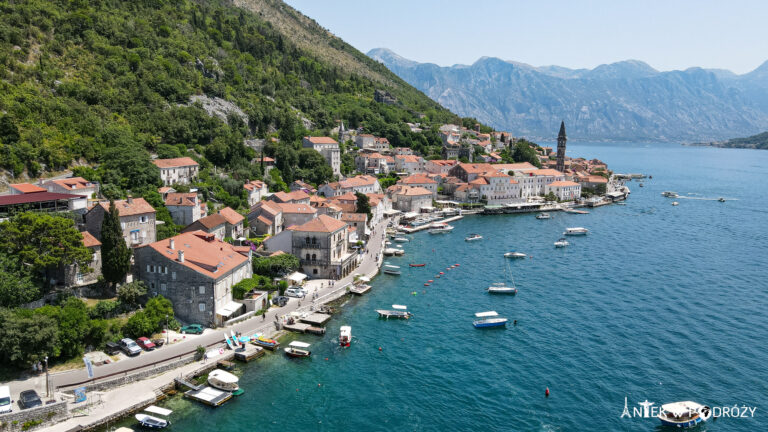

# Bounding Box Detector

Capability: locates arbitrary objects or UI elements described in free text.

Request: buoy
[325,357,329,361]
[545,388,550,397]
[296,388,299,392]
[423,283,430,287]
[455,264,460,267]
[428,280,434,283]
[439,272,444,275]
[318,383,322,387]
[378,347,382,351]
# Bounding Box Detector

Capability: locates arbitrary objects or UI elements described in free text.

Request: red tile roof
[290,214,347,233]
[147,231,248,279]
[340,213,367,222]
[243,180,266,191]
[92,198,155,216]
[304,136,338,145]
[527,168,564,177]
[49,177,94,191]
[164,193,198,207]
[9,183,46,194]
[81,231,101,248]
[399,174,437,185]
[548,181,580,187]
[218,207,244,224]
[194,213,227,229]
[152,157,198,168]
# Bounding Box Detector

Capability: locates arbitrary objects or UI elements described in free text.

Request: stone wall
[0,401,68,432]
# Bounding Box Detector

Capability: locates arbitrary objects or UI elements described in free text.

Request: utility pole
[166,314,170,345]
[44,356,50,398]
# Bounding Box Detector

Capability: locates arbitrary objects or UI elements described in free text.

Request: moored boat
[554,238,569,248]
[563,227,589,236]
[428,223,454,234]
[536,212,551,219]
[657,401,711,428]
[504,252,527,258]
[251,335,279,350]
[339,326,351,347]
[376,304,412,319]
[473,311,508,328]
[207,369,239,392]
[136,414,169,429]
[465,233,483,241]
[409,263,425,267]
[487,282,517,294]
[383,264,401,275]
[393,237,410,242]
[284,341,311,358]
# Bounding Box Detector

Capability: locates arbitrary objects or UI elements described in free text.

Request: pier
[234,345,265,362]
[184,386,233,407]
[350,284,371,295]
[283,322,326,334]
[400,215,464,233]
[174,377,203,392]
[300,312,332,326]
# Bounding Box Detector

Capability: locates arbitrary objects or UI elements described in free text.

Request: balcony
[293,241,325,250]
[300,258,329,267]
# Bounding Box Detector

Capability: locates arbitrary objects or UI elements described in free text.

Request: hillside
[691,131,768,150]
[0,0,461,188]
[368,48,768,142]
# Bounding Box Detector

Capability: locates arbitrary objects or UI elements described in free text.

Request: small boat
[718,197,726,202]
[393,237,410,243]
[563,227,589,236]
[376,304,412,319]
[661,191,679,198]
[428,224,454,234]
[487,282,517,294]
[224,334,234,350]
[672,201,679,206]
[251,335,279,350]
[554,238,569,248]
[383,264,401,275]
[284,341,311,358]
[473,311,508,328]
[230,330,241,348]
[638,183,644,187]
[136,413,169,429]
[409,263,426,267]
[536,212,551,219]
[339,326,351,347]
[657,401,711,428]
[382,248,399,256]
[504,252,527,259]
[465,233,483,241]
[208,369,239,392]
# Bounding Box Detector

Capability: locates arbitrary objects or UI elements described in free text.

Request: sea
[107,142,768,431]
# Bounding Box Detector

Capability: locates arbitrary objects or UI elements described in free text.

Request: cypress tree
[101,201,132,285]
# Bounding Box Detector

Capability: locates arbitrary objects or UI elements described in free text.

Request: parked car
[104,341,121,355]
[136,337,156,351]
[284,288,305,298]
[180,324,205,335]
[152,338,165,348]
[272,296,289,307]
[18,390,42,410]
[119,338,142,356]
[0,386,12,414]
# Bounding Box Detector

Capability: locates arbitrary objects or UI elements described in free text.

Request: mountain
[691,131,768,150]
[368,49,768,142]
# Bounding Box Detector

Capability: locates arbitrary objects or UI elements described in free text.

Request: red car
[136,337,156,351]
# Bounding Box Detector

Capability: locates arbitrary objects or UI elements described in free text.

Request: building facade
[153,157,200,186]
[85,198,156,247]
[302,136,341,177]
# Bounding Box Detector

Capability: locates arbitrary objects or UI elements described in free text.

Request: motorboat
[473,311,508,328]
[536,212,551,219]
[251,335,279,350]
[207,369,239,392]
[376,304,412,319]
[672,201,679,206]
[135,406,172,429]
[563,227,589,236]
[718,197,726,202]
[428,223,454,234]
[383,264,401,275]
[284,341,311,358]
[465,233,483,241]
[409,263,426,267]
[339,326,351,347]
[487,282,517,295]
[554,238,569,248]
[661,191,679,198]
[638,183,644,187]
[382,248,399,256]
[504,252,527,259]
[393,237,410,243]
[657,401,711,428]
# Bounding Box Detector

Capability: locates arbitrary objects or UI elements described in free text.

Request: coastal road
[47,216,390,391]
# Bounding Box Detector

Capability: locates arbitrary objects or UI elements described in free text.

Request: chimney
[178,250,184,263]
[169,239,175,250]
[127,196,134,204]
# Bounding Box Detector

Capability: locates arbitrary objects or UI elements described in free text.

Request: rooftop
[152,157,198,168]
[9,183,47,194]
[147,231,248,279]
[548,180,580,187]
[290,214,347,233]
[399,174,437,185]
[340,213,367,222]
[218,207,244,224]
[81,231,101,248]
[193,213,227,229]
[304,136,338,145]
[48,177,95,190]
[164,193,198,207]
[91,198,155,216]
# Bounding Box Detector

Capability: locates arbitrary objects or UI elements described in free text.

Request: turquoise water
[113,143,768,431]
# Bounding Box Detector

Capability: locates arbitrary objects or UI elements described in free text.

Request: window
[172,271,176,281]
[76,272,83,283]
[146,265,151,273]
[312,253,316,260]
[199,303,206,312]
[121,222,126,230]
[313,269,318,274]
[160,283,166,291]
[199,286,205,294]
[306,253,310,260]
[164,266,168,274]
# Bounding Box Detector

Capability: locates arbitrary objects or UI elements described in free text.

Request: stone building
[153,157,199,186]
[302,136,341,177]
[218,207,245,239]
[41,177,99,199]
[164,193,202,226]
[85,197,156,247]
[182,213,227,240]
[60,231,102,288]
[243,180,268,207]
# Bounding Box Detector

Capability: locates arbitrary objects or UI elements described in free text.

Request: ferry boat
[661,191,679,198]
[504,252,527,259]
[536,212,551,219]
[429,224,454,234]
[657,401,711,428]
[472,311,508,328]
[251,335,279,350]
[465,233,483,241]
[563,227,589,236]
[135,406,172,429]
[339,326,351,347]
[207,369,239,392]
[284,341,311,358]
[376,304,412,319]
[383,264,401,275]
[554,238,570,248]
[487,282,517,295]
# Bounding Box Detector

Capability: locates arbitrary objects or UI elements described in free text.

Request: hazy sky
[284,0,767,74]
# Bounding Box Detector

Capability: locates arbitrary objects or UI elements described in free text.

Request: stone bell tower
[556,121,567,173]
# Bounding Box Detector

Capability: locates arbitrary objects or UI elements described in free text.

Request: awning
[218,301,243,317]
[286,271,308,283]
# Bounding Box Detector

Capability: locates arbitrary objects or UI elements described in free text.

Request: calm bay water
[113,143,768,431]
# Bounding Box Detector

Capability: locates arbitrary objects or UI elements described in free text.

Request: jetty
[184,386,233,407]
[350,284,371,295]
[284,322,326,334]
[234,344,265,362]
[174,377,203,392]
[300,312,332,326]
[400,215,463,233]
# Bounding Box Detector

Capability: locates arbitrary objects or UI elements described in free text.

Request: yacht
[487,282,517,294]
[465,233,483,241]
[504,252,527,259]
[383,264,401,275]
[657,401,711,428]
[536,212,551,219]
[554,238,569,248]
[563,227,589,236]
[207,369,239,392]
[376,304,412,319]
[472,311,508,328]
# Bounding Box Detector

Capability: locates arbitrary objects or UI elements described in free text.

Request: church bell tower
[556,121,567,173]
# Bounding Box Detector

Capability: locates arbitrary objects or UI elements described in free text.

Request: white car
[0,386,12,414]
[284,288,306,298]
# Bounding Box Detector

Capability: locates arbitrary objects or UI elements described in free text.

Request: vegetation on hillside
[712,131,768,150]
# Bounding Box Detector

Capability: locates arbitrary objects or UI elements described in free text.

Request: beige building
[85,197,156,247]
[42,177,99,199]
[164,192,202,226]
[153,157,199,186]
[396,174,438,198]
[546,180,582,201]
[244,180,268,207]
[302,136,341,177]
[388,185,433,213]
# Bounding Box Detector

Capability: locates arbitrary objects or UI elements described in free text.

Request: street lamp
[44,356,49,398]
[165,314,169,345]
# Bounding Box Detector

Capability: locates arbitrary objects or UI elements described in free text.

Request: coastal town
[0,117,629,430]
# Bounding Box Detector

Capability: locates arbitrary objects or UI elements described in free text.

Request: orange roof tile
[81,231,101,248]
[243,180,266,191]
[164,193,198,207]
[218,207,244,224]
[290,214,347,233]
[340,213,367,222]
[399,174,437,185]
[275,203,316,214]
[548,181,580,187]
[50,177,94,190]
[10,183,46,193]
[92,198,155,216]
[152,157,198,168]
[304,136,338,145]
[527,168,564,177]
[193,213,227,229]
[148,231,248,279]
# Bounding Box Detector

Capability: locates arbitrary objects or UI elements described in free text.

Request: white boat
[554,238,569,248]
[284,341,311,358]
[376,304,412,319]
[382,248,399,256]
[672,201,679,206]
[661,191,679,198]
[473,311,508,328]
[383,264,401,275]
[429,224,454,234]
[563,227,589,236]
[393,237,410,243]
[487,282,517,294]
[207,369,239,392]
[135,406,172,429]
[657,401,711,428]
[536,212,551,219]
[504,252,526,258]
[339,326,351,347]
[465,233,483,241]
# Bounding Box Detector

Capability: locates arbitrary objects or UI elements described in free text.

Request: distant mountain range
[368,48,768,142]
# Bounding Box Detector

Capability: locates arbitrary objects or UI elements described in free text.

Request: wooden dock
[174,377,203,392]
[284,322,326,334]
[300,312,332,326]
[184,386,232,407]
[234,345,265,362]
[350,284,371,295]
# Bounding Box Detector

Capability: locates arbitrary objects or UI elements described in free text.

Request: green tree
[296,148,333,185]
[117,281,148,308]
[0,309,59,368]
[0,252,39,308]
[144,295,174,332]
[252,254,300,277]
[99,143,161,192]
[123,311,155,338]
[511,140,542,168]
[355,191,372,220]
[36,298,91,359]
[101,201,132,285]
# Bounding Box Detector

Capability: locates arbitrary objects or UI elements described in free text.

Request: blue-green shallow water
[109,143,768,431]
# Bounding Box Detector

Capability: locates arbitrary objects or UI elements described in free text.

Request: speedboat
[208,369,239,392]
[251,335,279,350]
[657,401,711,428]
[487,282,517,295]
[465,233,483,241]
[504,252,526,259]
[135,406,172,429]
[284,341,311,358]
[672,201,679,206]
[429,223,454,234]
[393,237,410,243]
[718,197,726,202]
[536,212,551,219]
[339,326,351,347]
[473,311,508,328]
[554,238,569,248]
[563,227,589,236]
[661,191,679,198]
[383,264,401,275]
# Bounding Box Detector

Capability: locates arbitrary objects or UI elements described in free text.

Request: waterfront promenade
[31,216,390,431]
